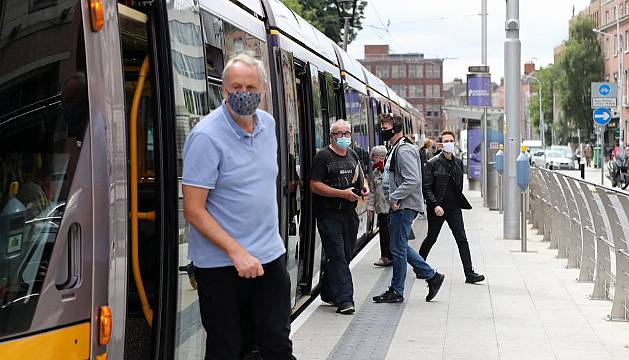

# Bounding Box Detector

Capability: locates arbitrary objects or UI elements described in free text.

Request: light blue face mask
[336,137,352,149]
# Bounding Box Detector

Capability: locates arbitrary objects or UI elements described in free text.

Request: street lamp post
[339,0,352,51]
[524,75,544,147]
[504,0,521,239]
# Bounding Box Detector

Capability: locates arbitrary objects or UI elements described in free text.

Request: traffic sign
[591,82,617,108]
[593,107,612,126]
[598,83,611,96]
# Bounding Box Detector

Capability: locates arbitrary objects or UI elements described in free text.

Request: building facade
[359,45,444,139]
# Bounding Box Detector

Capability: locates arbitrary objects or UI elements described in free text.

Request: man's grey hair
[222,52,267,86]
[370,145,387,159]
[330,119,351,134]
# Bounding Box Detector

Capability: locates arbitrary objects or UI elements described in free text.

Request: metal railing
[529,167,629,321]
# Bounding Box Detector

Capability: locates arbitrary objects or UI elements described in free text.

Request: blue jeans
[389,208,436,295]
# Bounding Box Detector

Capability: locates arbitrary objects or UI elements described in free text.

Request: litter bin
[593,146,601,168]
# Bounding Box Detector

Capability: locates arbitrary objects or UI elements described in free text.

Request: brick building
[359,45,444,139]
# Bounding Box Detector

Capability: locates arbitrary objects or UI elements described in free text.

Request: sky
[347,0,593,84]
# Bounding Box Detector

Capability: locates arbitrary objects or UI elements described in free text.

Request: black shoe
[321,297,335,306]
[336,303,355,315]
[465,272,485,284]
[373,287,404,303]
[426,272,445,302]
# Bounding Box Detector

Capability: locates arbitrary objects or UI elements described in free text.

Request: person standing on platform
[310,119,369,315]
[368,145,392,267]
[419,130,485,284]
[373,113,445,304]
[182,52,296,360]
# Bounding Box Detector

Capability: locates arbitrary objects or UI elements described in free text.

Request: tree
[528,65,557,146]
[281,0,367,45]
[556,15,604,144]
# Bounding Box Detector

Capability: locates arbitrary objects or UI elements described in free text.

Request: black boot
[426,272,445,302]
[465,272,485,284]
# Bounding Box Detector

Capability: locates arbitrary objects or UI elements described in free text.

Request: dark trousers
[418,207,474,276]
[317,208,359,307]
[195,256,296,360]
[377,213,391,259]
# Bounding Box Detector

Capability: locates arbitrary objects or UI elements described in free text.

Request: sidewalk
[290,188,629,360]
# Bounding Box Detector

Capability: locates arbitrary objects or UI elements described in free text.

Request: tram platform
[290,187,629,360]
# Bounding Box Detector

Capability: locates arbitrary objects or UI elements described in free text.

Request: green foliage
[556,15,604,143]
[281,0,367,45]
[527,65,557,146]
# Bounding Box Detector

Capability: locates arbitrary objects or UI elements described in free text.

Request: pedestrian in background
[419,130,485,284]
[368,145,392,267]
[584,143,593,167]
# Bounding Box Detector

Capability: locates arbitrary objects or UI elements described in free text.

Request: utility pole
[482,0,487,65]
[504,0,521,239]
[340,0,352,51]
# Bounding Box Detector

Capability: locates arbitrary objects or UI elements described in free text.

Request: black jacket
[422,153,472,210]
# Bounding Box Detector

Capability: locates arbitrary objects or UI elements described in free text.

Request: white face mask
[442,142,456,154]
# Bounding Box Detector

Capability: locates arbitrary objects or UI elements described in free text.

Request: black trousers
[377,213,391,259]
[195,255,296,360]
[317,208,359,307]
[418,207,474,276]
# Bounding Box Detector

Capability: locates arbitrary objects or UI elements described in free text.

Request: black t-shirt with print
[442,157,460,209]
[311,146,363,211]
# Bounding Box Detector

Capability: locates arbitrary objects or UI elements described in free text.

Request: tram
[0,0,425,358]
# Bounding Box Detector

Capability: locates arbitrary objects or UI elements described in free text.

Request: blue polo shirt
[182,103,285,268]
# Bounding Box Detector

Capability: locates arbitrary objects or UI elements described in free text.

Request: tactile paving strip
[327,267,418,360]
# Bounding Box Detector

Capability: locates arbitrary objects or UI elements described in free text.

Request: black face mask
[380,128,395,141]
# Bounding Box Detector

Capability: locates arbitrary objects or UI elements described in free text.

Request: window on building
[426,64,433,79]
[614,6,617,20]
[399,64,406,78]
[606,38,610,59]
[382,64,389,78]
[391,85,399,94]
[434,105,440,117]
[375,64,384,78]
[391,64,399,79]
[606,10,609,24]
[626,30,629,52]
[433,64,441,78]
[400,85,407,97]
[433,85,441,98]
[426,84,433,98]
[408,85,416,98]
[615,35,619,56]
[408,64,416,78]
[417,84,424,98]
[426,104,432,117]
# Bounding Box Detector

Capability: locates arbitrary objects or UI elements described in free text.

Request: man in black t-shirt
[310,119,369,315]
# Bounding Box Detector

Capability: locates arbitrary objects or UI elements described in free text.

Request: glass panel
[169,2,207,358]
[0,0,88,338]
[280,52,302,306]
[308,63,325,292]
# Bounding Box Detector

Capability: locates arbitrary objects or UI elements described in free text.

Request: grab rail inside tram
[130,55,155,326]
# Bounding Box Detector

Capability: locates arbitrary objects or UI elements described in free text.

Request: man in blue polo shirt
[182,52,295,360]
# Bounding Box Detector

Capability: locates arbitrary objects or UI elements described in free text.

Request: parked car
[550,145,576,169]
[530,149,547,167]
[544,150,573,170]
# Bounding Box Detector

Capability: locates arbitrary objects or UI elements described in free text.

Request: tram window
[201,11,225,80]
[0,0,88,337]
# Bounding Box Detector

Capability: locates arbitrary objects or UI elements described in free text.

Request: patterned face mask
[227,91,261,116]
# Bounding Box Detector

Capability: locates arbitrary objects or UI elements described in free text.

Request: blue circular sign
[593,107,612,126]
[599,84,611,96]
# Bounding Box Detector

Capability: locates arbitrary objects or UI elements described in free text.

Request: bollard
[580,163,585,179]
[521,189,528,252]
[498,173,504,213]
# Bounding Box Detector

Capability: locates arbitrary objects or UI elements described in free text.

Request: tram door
[118,4,164,359]
[280,51,306,307]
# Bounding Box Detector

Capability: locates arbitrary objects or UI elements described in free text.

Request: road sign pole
[600,125,605,185]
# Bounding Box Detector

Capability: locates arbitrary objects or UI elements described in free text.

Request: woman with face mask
[367,145,392,267]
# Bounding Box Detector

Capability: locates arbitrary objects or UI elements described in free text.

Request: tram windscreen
[0,1,89,338]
